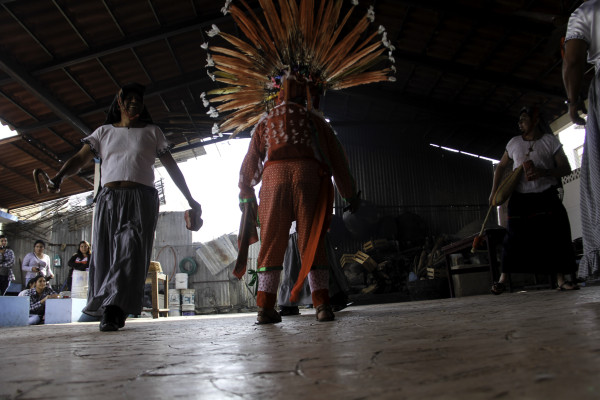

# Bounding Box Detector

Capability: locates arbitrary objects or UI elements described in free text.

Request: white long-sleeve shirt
[22,252,53,283]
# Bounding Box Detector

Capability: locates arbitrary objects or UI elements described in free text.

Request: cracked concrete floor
[2,286,600,400]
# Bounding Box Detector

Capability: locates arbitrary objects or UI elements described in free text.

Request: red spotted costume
[202,0,396,323]
[238,87,358,315]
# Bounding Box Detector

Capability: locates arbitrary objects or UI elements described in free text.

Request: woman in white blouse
[46,83,202,332]
[22,240,54,284]
[488,107,578,294]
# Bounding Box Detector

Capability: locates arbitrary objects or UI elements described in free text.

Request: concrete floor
[2,285,600,400]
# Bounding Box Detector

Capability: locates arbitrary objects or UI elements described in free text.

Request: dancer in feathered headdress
[203,0,394,324]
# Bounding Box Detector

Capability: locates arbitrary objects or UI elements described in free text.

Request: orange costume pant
[257,159,329,273]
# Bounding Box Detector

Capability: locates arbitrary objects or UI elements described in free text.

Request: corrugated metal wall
[48,216,93,290]
[2,210,93,290]
[330,125,496,253]
[4,211,257,311]
[153,213,255,312]
[2,125,495,305]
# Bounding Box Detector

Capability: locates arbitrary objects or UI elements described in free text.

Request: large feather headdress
[202,0,396,137]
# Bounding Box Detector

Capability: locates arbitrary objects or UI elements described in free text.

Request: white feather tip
[207,107,219,118]
[367,6,375,22]
[220,1,231,15]
[205,54,215,67]
[207,24,220,37]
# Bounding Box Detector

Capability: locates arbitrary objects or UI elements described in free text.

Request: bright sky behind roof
[0,122,16,140]
[557,121,586,169]
[155,138,255,244]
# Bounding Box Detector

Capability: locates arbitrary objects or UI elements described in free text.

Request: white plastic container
[175,273,188,289]
[71,270,88,299]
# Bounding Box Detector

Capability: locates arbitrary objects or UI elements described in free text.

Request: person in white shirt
[488,107,578,294]
[21,240,54,284]
[46,82,202,332]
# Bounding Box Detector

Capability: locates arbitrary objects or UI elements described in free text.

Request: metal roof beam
[96,57,120,87]
[165,38,184,74]
[0,88,38,120]
[147,0,162,26]
[0,54,92,135]
[394,49,566,100]
[15,73,211,133]
[11,141,92,191]
[479,36,548,106]
[1,4,53,58]
[62,68,95,103]
[0,159,53,208]
[130,48,153,81]
[52,0,89,48]
[0,158,36,182]
[388,0,556,36]
[328,117,510,134]
[168,134,231,155]
[0,188,35,209]
[17,13,232,79]
[329,86,513,131]
[101,0,125,36]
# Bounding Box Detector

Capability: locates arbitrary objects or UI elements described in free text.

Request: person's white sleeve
[565,3,591,43]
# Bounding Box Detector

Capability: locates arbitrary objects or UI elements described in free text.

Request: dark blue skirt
[501,188,577,275]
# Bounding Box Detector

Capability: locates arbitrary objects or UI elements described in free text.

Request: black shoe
[490,281,506,295]
[99,315,119,332]
[114,307,127,328]
[330,292,350,312]
[99,306,123,332]
[278,306,300,316]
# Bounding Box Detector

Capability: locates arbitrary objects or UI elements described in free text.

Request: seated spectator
[65,240,91,291]
[18,279,36,296]
[27,274,58,325]
[22,240,54,284]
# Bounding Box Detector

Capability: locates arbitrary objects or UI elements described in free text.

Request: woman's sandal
[490,282,506,295]
[557,281,581,291]
[315,304,335,322]
[256,307,282,324]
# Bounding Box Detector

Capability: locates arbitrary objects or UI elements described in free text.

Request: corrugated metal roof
[0,0,589,210]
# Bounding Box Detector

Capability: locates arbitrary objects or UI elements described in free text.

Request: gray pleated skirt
[580,71,600,279]
[83,185,159,317]
[277,232,350,306]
